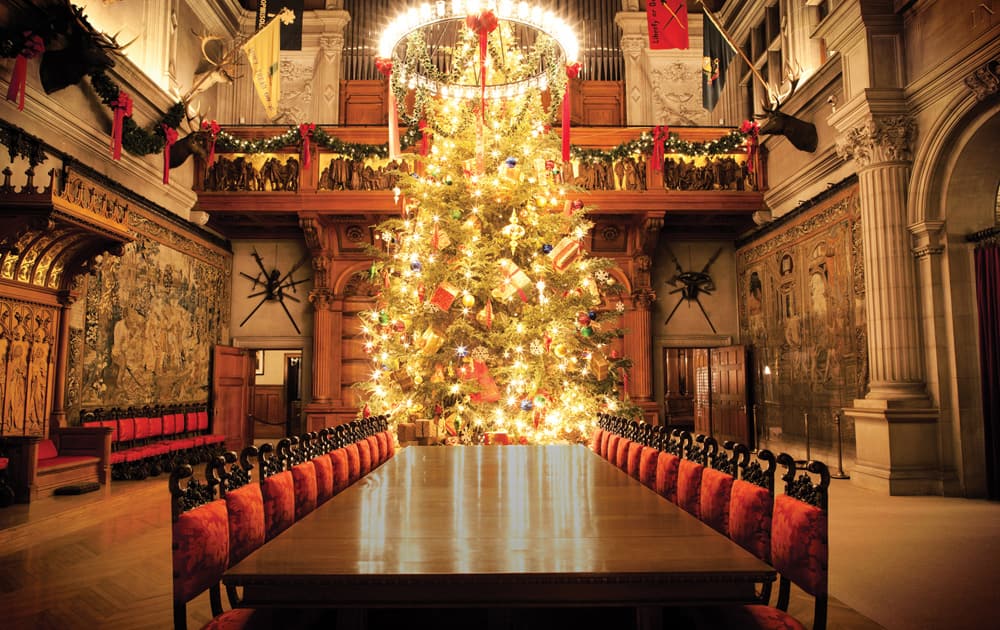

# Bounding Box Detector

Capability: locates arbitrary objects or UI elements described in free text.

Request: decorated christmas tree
[358,6,638,444]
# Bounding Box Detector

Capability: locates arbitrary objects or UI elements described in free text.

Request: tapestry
[736,187,867,444]
[0,299,58,437]
[79,235,228,409]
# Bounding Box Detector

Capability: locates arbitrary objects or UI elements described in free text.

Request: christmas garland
[213,124,423,160]
[571,128,752,163]
[89,71,184,157]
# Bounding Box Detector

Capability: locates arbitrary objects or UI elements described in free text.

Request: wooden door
[710,345,752,446]
[693,348,711,435]
[663,347,695,426]
[253,385,286,440]
[212,345,253,452]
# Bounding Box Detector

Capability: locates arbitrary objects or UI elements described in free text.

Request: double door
[664,345,753,447]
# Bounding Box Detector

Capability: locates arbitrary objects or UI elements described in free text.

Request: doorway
[251,348,302,440]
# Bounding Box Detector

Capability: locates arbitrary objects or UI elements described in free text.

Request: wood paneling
[253,384,286,439]
[212,345,252,452]
[339,80,387,125]
[711,345,752,446]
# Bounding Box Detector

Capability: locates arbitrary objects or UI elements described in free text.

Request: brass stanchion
[830,410,850,479]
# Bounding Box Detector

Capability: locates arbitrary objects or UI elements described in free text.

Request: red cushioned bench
[2,426,112,503]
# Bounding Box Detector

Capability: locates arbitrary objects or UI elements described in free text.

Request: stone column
[311,13,349,123]
[837,115,941,494]
[615,11,652,126]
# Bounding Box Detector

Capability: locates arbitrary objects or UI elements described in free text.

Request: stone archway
[909,95,1000,497]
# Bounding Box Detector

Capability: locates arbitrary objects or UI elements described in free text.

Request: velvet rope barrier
[375,57,400,160]
[6,33,43,111]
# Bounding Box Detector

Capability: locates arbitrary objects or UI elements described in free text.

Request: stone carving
[569,156,646,191]
[651,63,708,125]
[965,59,999,101]
[0,301,58,437]
[204,155,300,192]
[836,116,916,166]
[662,156,751,191]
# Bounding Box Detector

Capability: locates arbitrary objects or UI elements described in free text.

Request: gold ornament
[462,293,476,308]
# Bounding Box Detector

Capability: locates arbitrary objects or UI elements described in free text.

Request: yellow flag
[242,11,286,119]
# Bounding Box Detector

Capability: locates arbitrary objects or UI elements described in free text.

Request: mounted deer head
[38,1,135,94]
[169,106,211,169]
[754,68,818,153]
[184,30,241,102]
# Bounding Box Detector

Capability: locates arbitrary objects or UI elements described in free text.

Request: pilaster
[311,11,351,124]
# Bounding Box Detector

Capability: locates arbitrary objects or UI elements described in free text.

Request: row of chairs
[592,413,830,630]
[169,415,394,630]
[83,404,226,479]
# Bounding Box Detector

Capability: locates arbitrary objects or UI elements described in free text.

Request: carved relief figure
[26,326,50,430]
[3,324,28,432]
[0,325,8,430]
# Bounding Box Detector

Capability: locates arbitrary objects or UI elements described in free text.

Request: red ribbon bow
[162,124,178,184]
[6,32,44,111]
[562,62,583,162]
[466,11,499,129]
[375,57,400,160]
[201,119,220,166]
[299,123,315,170]
[740,119,760,173]
[418,118,430,157]
[110,91,133,161]
[651,125,669,172]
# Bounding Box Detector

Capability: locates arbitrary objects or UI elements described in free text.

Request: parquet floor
[0,468,883,630]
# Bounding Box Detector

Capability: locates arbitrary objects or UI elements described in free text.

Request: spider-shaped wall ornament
[663,245,723,333]
[239,249,311,334]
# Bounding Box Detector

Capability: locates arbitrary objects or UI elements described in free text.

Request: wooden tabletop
[224,445,774,608]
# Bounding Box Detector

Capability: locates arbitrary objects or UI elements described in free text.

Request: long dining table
[223,444,775,627]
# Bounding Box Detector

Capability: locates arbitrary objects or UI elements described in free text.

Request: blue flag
[702,13,735,111]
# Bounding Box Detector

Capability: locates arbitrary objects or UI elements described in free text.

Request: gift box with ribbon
[430,281,461,311]
[418,325,446,356]
[491,259,531,302]
[548,236,581,272]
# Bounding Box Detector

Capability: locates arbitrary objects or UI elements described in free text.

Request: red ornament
[577,312,591,326]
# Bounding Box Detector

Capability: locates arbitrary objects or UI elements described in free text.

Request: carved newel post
[837,115,940,494]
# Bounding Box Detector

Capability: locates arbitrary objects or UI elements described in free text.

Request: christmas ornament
[451,208,463,219]
[520,399,534,411]
[500,210,526,253]
[462,293,476,308]
[588,310,598,321]
[541,243,553,254]
[580,326,593,338]
[476,299,494,329]
[430,281,461,311]
[492,259,531,302]
[411,260,423,272]
[548,236,582,271]
[577,312,591,326]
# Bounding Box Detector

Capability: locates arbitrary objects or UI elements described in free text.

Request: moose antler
[753,62,818,152]
[182,30,242,102]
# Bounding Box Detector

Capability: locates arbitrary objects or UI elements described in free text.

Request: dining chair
[287,437,318,521]
[676,431,704,518]
[258,441,295,541]
[727,442,776,604]
[654,428,682,502]
[216,448,266,609]
[637,425,662,489]
[698,436,735,535]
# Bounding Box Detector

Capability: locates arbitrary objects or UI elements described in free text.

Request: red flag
[647,0,689,50]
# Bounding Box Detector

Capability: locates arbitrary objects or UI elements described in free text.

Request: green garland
[89,71,184,157]
[571,128,751,163]
[214,125,422,161]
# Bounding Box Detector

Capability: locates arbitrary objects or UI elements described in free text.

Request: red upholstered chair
[257,441,295,541]
[366,433,381,468]
[590,424,604,454]
[614,434,632,472]
[598,426,612,460]
[330,447,351,494]
[288,436,318,521]
[605,431,620,465]
[727,443,777,604]
[654,429,682,502]
[312,453,335,505]
[212,450,265,610]
[626,424,649,480]
[698,436,736,535]
[375,430,389,464]
[676,431,704,518]
[357,434,373,476]
[170,464,266,630]
[345,441,362,484]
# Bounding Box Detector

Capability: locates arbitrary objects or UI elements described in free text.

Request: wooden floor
[0,464,882,630]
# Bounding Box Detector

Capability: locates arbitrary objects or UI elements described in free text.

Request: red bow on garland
[6,32,44,111]
[562,62,582,162]
[161,124,178,184]
[465,10,499,124]
[740,119,760,173]
[651,125,669,172]
[375,57,400,160]
[110,91,133,161]
[299,123,315,170]
[200,119,221,166]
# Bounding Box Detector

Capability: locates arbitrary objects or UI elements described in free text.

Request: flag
[702,12,735,111]
[243,12,284,119]
[646,0,689,50]
[255,0,303,51]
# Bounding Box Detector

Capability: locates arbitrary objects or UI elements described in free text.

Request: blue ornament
[588,310,598,321]
[411,260,422,272]
[520,399,534,411]
[541,244,553,254]
[505,156,518,167]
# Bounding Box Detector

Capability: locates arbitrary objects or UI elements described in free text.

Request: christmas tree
[359,8,638,444]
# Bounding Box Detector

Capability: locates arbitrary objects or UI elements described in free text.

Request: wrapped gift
[590,352,610,380]
[393,369,415,391]
[430,224,451,250]
[484,431,511,446]
[562,199,585,216]
[492,258,531,302]
[430,281,460,311]
[418,325,446,356]
[469,360,500,403]
[548,236,581,272]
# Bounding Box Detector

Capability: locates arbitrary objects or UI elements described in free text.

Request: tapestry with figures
[74,230,229,414]
[736,185,867,445]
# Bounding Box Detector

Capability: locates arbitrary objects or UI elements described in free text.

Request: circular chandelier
[377,0,580,100]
